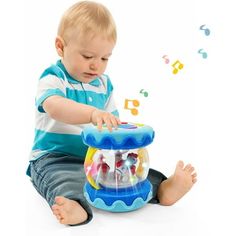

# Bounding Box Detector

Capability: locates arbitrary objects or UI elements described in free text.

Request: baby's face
[62,34,115,83]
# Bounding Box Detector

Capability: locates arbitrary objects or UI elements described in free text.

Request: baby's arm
[43,95,120,130]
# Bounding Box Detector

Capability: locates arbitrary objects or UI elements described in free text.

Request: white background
[1,0,236,235]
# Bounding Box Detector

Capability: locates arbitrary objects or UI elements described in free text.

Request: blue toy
[82,122,155,212]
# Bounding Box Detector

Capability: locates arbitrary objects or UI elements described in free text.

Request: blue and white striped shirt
[29,60,119,166]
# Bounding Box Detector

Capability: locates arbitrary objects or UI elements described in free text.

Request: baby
[27,1,197,226]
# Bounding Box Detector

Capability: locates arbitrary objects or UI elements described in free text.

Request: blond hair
[57,1,117,43]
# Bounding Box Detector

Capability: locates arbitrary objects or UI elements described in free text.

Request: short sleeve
[35,65,66,112]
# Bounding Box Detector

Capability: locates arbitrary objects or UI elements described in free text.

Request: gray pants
[29,153,167,225]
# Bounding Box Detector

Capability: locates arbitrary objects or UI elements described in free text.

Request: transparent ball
[84,148,149,189]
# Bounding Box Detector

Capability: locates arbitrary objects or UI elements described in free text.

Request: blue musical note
[198,49,208,59]
[200,24,210,36]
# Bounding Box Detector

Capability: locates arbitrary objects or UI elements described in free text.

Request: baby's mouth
[84,72,97,77]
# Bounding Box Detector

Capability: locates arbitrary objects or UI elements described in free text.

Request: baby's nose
[90,60,99,71]
[90,64,97,70]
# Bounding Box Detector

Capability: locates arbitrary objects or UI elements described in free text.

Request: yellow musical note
[172,60,184,74]
[124,99,140,116]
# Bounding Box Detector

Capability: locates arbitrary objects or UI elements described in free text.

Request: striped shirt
[29,60,119,167]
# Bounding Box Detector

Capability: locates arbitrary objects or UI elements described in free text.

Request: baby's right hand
[90,109,121,132]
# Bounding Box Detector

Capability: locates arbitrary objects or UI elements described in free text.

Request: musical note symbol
[162,55,170,64]
[198,49,208,59]
[140,89,148,97]
[124,99,140,116]
[199,24,210,36]
[172,60,184,74]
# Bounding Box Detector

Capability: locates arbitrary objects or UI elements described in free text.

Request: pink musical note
[172,60,184,74]
[162,55,170,64]
[124,99,140,116]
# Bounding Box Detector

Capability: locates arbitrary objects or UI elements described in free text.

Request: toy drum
[82,122,155,212]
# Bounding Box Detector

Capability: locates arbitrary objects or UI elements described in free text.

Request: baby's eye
[83,55,93,59]
[102,58,108,61]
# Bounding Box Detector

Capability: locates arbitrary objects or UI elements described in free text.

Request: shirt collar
[56,60,101,87]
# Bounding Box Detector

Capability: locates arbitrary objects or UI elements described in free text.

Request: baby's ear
[55,36,64,57]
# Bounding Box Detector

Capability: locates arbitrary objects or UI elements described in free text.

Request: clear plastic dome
[84,148,149,189]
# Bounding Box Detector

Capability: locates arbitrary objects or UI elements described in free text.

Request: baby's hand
[90,109,121,131]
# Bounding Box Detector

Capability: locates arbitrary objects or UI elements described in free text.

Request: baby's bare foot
[51,196,88,225]
[158,160,197,205]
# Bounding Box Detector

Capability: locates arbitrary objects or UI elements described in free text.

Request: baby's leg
[30,154,93,225]
[157,161,197,205]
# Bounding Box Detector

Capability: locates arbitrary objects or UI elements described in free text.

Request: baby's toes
[60,217,67,224]
[56,213,63,221]
[52,210,59,216]
[192,172,197,178]
[57,208,67,220]
[52,204,66,222]
[52,204,60,211]
[188,166,195,174]
[52,209,62,221]
[184,164,192,171]
[192,173,197,183]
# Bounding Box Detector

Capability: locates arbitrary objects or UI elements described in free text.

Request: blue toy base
[84,179,153,212]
